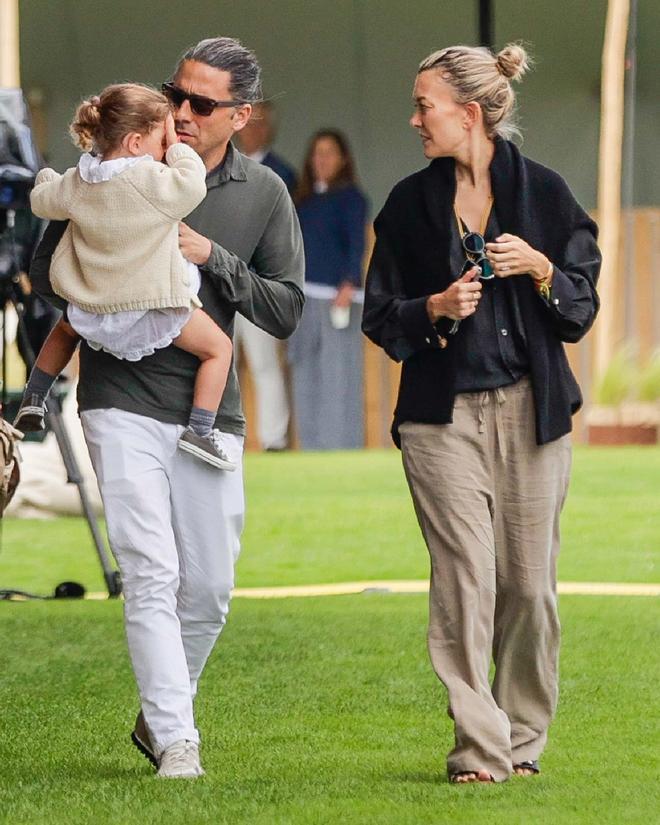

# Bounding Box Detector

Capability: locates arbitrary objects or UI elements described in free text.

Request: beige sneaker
[157,739,204,778]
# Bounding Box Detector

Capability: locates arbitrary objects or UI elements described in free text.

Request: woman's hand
[486,233,550,280]
[333,282,355,309]
[178,223,212,265]
[165,112,179,151]
[426,266,482,323]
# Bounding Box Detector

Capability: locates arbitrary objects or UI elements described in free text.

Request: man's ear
[231,104,253,134]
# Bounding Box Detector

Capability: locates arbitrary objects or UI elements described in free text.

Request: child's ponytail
[70,95,103,152]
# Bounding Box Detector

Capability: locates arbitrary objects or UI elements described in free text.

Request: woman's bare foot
[450,769,493,783]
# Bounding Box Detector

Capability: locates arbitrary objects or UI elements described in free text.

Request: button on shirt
[452,207,530,393]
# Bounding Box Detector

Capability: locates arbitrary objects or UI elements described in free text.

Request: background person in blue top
[289,129,368,449]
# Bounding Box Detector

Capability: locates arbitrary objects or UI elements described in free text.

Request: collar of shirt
[78,152,153,183]
[205,141,248,189]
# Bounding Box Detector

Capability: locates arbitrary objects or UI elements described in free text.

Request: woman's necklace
[453,194,493,236]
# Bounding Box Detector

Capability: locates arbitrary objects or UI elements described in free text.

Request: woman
[362,44,600,783]
[289,129,368,449]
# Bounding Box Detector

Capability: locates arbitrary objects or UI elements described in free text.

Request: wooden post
[0,0,20,87]
[594,0,630,381]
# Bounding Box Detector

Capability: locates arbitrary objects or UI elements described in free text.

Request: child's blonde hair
[69,83,170,154]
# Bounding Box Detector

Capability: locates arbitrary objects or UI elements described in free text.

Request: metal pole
[478,0,494,49]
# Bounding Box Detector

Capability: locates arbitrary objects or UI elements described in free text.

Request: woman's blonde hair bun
[496,43,530,82]
[417,42,533,140]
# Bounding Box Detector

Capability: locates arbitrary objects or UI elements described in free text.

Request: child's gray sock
[188,406,215,437]
[23,366,57,405]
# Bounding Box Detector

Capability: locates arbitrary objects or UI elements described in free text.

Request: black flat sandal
[513,760,540,775]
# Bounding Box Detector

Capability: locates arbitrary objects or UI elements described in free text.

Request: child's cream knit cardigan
[30,143,207,313]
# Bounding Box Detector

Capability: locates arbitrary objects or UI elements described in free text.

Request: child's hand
[165,113,179,151]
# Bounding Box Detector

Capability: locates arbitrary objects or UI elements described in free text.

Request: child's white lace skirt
[68,263,201,361]
[68,303,194,361]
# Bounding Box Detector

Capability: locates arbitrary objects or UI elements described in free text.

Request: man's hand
[178,223,212,266]
[426,266,482,323]
[486,233,550,280]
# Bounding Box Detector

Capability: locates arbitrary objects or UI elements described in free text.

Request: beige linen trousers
[400,377,572,782]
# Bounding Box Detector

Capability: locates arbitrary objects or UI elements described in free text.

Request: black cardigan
[362,138,601,447]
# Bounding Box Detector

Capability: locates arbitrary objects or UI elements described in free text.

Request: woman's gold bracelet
[532,259,553,300]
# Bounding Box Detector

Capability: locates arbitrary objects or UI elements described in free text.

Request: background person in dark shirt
[363,43,600,784]
[237,101,297,194]
[289,129,367,449]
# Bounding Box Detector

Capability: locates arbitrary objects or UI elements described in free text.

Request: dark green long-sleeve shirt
[30,143,305,436]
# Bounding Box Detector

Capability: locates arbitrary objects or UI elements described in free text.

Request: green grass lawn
[1,446,658,594]
[1,447,659,823]
[1,595,658,824]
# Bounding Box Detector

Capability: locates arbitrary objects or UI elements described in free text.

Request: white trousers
[234,313,289,450]
[81,408,245,755]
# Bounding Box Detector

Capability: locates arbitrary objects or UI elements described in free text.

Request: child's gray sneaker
[157,740,204,779]
[14,395,46,432]
[177,428,237,471]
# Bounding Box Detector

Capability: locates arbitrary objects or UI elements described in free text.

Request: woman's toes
[451,772,475,783]
[451,770,493,783]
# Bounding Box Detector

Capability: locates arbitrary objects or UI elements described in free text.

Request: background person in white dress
[16,83,235,469]
[234,101,297,450]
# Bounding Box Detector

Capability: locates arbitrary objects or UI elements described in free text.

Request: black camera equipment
[0,88,120,599]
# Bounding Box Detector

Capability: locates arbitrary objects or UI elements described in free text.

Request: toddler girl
[15,83,235,470]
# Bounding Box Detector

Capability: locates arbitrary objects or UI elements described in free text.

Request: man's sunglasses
[162,82,249,117]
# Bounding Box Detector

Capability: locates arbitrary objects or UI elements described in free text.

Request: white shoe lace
[209,430,231,461]
[159,740,201,775]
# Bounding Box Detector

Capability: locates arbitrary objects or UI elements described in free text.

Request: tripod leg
[46,393,121,597]
[12,295,121,597]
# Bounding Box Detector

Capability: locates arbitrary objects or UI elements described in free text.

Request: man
[234,101,297,451]
[30,37,304,778]
[238,101,297,194]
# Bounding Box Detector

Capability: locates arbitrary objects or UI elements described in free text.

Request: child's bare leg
[173,308,232,428]
[34,318,80,376]
[15,318,80,431]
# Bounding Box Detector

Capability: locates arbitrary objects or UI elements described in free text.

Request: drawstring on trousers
[477,387,508,461]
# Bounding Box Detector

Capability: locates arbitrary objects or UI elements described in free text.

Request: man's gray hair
[175,37,262,103]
